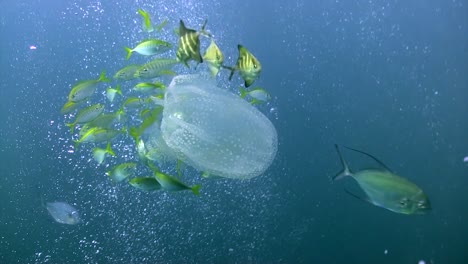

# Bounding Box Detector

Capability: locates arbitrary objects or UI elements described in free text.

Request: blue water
[1,0,467,263]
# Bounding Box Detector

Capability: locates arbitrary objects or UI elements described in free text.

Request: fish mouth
[415,206,432,214]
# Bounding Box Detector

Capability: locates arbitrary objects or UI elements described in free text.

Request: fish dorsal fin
[343,146,394,173]
[179,20,189,36]
[179,20,198,37]
[199,19,211,38]
[238,44,248,57]
[201,19,208,31]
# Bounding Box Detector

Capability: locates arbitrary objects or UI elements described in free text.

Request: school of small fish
[57,9,433,221]
[60,10,269,203]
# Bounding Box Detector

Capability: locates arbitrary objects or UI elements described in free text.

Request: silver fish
[45,201,81,225]
[134,58,179,79]
[333,145,431,215]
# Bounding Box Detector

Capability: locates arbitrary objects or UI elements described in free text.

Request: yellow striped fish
[226,45,262,87]
[65,103,105,134]
[60,100,84,114]
[134,58,179,79]
[203,39,224,76]
[176,20,209,67]
[68,71,110,102]
[114,64,140,81]
[124,39,172,60]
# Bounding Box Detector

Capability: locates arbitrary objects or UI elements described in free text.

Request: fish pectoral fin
[343,187,373,205]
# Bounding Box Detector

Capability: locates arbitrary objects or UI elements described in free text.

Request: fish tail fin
[115,107,125,123]
[106,142,116,157]
[129,127,141,143]
[118,105,125,116]
[191,184,201,196]
[115,84,122,95]
[92,147,106,165]
[106,88,117,102]
[138,9,152,31]
[65,123,75,134]
[99,70,111,82]
[137,9,146,17]
[239,87,248,98]
[333,144,353,181]
[124,47,133,60]
[73,139,80,150]
[138,9,149,21]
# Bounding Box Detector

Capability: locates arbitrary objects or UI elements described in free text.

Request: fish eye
[144,69,148,72]
[399,198,408,207]
[253,63,257,69]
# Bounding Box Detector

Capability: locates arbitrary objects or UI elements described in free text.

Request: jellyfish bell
[152,74,277,179]
[144,123,177,165]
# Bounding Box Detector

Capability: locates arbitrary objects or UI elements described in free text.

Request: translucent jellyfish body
[157,74,277,179]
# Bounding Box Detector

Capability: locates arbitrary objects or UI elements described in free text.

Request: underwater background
[1,0,467,263]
